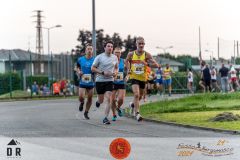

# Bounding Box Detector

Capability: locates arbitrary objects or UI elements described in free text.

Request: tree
[74,30,136,58]
[122,35,137,58]
[75,30,92,55]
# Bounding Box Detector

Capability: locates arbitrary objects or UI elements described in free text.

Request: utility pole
[237,41,239,58]
[199,26,202,62]
[217,37,220,60]
[33,10,44,74]
[234,40,236,64]
[92,0,96,57]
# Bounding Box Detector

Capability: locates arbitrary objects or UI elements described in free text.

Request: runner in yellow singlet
[125,37,159,121]
[163,63,174,96]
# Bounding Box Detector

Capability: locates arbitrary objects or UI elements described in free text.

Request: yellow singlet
[129,51,147,82]
[163,68,172,80]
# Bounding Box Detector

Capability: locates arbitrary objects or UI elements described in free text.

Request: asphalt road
[0,95,236,137]
[0,95,239,160]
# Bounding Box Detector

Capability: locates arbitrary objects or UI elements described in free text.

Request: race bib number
[82,74,92,83]
[133,64,144,75]
[157,74,161,79]
[116,72,124,81]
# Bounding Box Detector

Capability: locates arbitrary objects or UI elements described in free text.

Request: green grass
[0,90,31,98]
[141,93,240,130]
[141,93,240,114]
[143,110,240,130]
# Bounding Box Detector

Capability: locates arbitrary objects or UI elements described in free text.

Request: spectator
[53,81,60,95]
[60,79,67,95]
[187,68,194,94]
[32,81,39,95]
[202,64,211,92]
[219,63,229,93]
[43,84,50,96]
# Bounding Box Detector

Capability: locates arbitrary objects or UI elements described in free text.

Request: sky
[1,0,240,59]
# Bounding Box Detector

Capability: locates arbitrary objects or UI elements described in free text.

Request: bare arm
[124,52,133,74]
[91,65,103,75]
[146,52,159,68]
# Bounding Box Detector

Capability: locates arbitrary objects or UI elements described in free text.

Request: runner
[142,66,151,102]
[156,64,163,96]
[125,37,159,121]
[187,68,194,94]
[147,68,156,97]
[210,66,220,92]
[163,63,174,96]
[229,64,239,92]
[91,41,118,125]
[111,47,126,121]
[77,44,95,120]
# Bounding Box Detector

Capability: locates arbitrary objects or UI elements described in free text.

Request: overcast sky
[1,0,240,59]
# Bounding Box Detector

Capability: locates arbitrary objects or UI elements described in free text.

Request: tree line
[73,29,137,59]
[73,29,200,69]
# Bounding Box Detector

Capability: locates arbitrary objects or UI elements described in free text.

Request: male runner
[111,47,126,121]
[91,41,118,125]
[125,37,159,121]
[77,44,95,119]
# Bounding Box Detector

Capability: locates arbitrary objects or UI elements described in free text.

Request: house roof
[153,56,184,66]
[0,49,54,62]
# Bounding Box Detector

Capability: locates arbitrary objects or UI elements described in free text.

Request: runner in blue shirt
[77,44,95,120]
[156,65,163,96]
[111,47,126,121]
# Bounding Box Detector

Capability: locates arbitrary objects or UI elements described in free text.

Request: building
[153,55,184,71]
[0,49,74,80]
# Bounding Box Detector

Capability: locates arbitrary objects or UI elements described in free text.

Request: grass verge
[141,93,240,131]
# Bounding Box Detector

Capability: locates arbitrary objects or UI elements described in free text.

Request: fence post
[30,51,33,98]
[51,52,53,95]
[9,53,12,99]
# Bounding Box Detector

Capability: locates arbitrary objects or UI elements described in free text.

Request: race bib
[116,72,124,81]
[157,74,161,79]
[82,74,92,83]
[133,64,144,75]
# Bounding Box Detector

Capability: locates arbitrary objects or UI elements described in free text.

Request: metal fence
[0,51,75,99]
[0,51,204,99]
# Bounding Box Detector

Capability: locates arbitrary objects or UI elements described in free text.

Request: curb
[123,109,240,135]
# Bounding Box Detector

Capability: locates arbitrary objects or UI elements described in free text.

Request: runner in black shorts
[111,48,126,121]
[91,41,118,125]
[76,44,95,120]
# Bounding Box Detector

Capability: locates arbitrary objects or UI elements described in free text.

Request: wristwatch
[101,71,104,75]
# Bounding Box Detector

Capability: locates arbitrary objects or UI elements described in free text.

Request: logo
[7,139,22,158]
[109,138,131,159]
[176,139,234,157]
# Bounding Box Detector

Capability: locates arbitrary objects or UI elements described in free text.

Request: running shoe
[103,117,111,125]
[117,108,123,117]
[96,101,100,108]
[79,102,84,112]
[112,115,117,121]
[136,113,143,122]
[83,111,90,120]
[129,102,135,116]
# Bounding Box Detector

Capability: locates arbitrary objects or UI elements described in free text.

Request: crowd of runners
[75,37,177,124]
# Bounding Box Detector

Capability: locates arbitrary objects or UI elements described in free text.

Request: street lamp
[43,25,62,89]
[205,49,214,66]
[156,46,174,54]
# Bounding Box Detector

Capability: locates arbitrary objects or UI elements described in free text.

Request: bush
[0,72,21,95]
[26,75,48,86]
